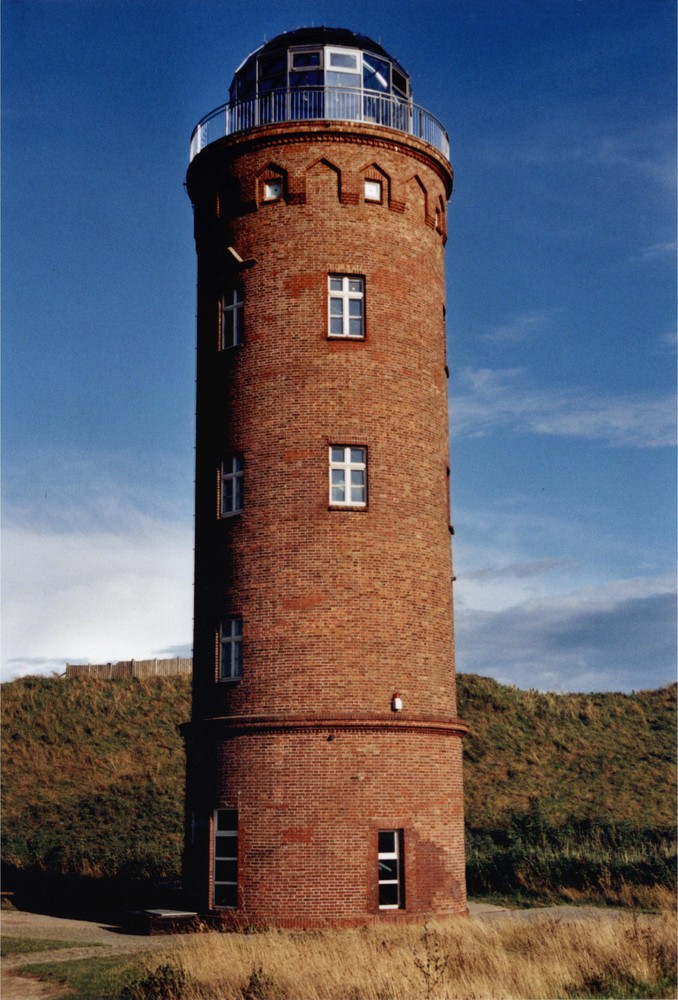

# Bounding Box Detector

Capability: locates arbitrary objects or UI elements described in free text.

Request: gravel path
[1,910,173,999]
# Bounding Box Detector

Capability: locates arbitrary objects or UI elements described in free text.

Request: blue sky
[2,0,675,691]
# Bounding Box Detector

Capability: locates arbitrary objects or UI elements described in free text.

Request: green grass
[18,955,147,1000]
[1,672,675,908]
[0,936,101,956]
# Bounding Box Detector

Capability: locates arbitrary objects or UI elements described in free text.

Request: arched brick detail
[406,173,434,228]
[255,162,288,205]
[360,161,391,206]
[305,157,342,204]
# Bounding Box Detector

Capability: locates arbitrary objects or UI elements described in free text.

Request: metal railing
[190,87,449,162]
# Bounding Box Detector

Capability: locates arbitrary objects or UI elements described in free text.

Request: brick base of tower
[182,718,468,927]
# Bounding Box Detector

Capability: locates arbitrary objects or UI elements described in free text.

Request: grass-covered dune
[2,673,675,910]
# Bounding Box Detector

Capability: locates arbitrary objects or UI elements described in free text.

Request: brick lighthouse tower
[182,27,468,927]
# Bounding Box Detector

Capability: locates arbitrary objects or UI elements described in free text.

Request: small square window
[364,179,382,202]
[263,179,283,201]
[329,446,366,507]
[328,275,365,339]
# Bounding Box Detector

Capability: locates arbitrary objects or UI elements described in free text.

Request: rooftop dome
[229,26,411,105]
[190,26,449,162]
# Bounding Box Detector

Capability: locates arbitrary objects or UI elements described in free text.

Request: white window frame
[213,808,238,909]
[218,617,243,681]
[329,446,367,507]
[263,178,283,201]
[326,46,360,72]
[328,275,365,339]
[378,829,404,909]
[221,288,243,349]
[364,179,382,202]
[220,455,244,517]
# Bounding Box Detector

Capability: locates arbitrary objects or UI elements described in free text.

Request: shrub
[122,961,194,1000]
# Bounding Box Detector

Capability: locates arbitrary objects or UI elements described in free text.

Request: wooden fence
[65,658,193,679]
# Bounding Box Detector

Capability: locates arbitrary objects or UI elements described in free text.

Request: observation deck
[189,27,449,163]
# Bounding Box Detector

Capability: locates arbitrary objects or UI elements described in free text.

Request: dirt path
[1,910,173,999]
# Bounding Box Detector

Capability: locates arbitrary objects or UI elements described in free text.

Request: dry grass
[128,909,677,999]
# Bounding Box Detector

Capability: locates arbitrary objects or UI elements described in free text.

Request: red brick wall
[183,120,467,924]
[184,721,467,924]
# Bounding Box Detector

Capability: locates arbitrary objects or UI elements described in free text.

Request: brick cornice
[187,121,453,198]
[181,714,469,738]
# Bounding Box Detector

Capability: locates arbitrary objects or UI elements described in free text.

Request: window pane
[330,299,343,316]
[350,485,365,503]
[234,310,243,344]
[217,809,238,831]
[348,299,362,317]
[292,50,321,68]
[215,883,238,907]
[350,448,365,464]
[329,52,358,69]
[348,318,362,336]
[214,831,238,860]
[215,859,238,881]
[379,883,399,907]
[378,831,395,854]
[223,480,234,511]
[378,859,398,879]
[290,69,323,88]
[331,447,345,463]
[330,317,343,334]
[329,277,343,291]
[363,56,390,92]
[348,278,363,293]
[351,470,365,486]
[326,70,361,88]
[233,455,244,472]
[331,484,345,502]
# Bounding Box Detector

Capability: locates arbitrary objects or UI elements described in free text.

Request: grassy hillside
[1,675,187,880]
[457,674,676,829]
[2,672,675,906]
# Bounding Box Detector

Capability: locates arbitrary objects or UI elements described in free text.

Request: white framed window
[325,46,361,88]
[329,446,366,507]
[328,275,364,338]
[221,288,243,349]
[219,617,243,681]
[213,808,238,908]
[364,179,382,202]
[290,48,322,70]
[378,830,404,909]
[220,455,244,516]
[263,178,283,201]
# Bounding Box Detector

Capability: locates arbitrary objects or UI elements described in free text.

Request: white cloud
[480,311,556,344]
[2,518,193,681]
[451,367,676,448]
[455,576,676,693]
[635,240,677,262]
